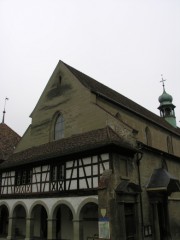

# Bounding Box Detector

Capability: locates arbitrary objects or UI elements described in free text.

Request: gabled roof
[63,62,180,135]
[0,126,137,169]
[0,123,21,161]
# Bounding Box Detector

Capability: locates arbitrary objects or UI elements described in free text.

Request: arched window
[145,127,152,146]
[167,136,173,154]
[54,114,64,140]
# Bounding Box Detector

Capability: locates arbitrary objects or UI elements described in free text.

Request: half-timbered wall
[0,153,110,196]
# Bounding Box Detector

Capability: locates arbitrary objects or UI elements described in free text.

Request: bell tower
[158,76,176,127]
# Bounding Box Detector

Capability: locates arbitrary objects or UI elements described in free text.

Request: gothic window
[54,114,64,140]
[167,136,173,154]
[145,127,152,146]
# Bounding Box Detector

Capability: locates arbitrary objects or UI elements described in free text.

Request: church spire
[158,76,176,127]
[2,97,9,124]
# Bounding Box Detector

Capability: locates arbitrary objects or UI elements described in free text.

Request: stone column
[73,219,83,240]
[25,217,33,240]
[7,217,14,240]
[47,218,56,240]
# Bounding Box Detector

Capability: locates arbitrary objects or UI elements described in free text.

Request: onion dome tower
[158,76,176,127]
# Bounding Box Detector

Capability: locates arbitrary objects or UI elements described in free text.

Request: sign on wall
[99,208,110,239]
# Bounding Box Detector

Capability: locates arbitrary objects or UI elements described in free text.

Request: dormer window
[54,114,64,140]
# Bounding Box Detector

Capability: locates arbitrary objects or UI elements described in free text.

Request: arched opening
[31,204,48,240]
[145,127,152,146]
[167,136,173,154]
[52,204,73,240]
[54,114,64,140]
[80,202,98,240]
[12,205,26,239]
[0,205,9,238]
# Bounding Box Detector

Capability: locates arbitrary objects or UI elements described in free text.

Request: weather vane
[160,74,166,91]
[2,97,9,124]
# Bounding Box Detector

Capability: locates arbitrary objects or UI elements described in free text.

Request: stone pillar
[73,219,83,240]
[7,217,14,240]
[47,218,56,240]
[25,217,33,240]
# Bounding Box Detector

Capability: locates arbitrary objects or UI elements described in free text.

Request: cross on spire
[2,97,9,124]
[160,74,166,91]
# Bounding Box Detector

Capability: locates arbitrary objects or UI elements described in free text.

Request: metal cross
[160,74,166,91]
[2,97,9,123]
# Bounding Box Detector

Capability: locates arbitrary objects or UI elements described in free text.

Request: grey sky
[0,0,180,135]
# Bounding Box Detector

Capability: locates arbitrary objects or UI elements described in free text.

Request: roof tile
[0,126,136,169]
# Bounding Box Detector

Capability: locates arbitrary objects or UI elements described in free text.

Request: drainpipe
[136,151,144,240]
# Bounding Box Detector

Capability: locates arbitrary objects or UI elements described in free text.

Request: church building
[0,61,180,240]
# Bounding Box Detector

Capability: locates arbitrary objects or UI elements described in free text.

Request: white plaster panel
[85,166,91,176]
[42,165,49,171]
[101,153,109,160]
[34,167,41,172]
[66,161,73,168]
[66,169,71,178]
[72,168,77,178]
[92,156,98,163]
[93,177,98,187]
[79,179,87,189]
[70,180,77,190]
[93,165,98,175]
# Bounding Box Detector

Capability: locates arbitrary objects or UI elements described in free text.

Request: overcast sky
[0,0,180,136]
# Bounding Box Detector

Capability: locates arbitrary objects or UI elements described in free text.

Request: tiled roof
[0,126,136,169]
[64,62,180,135]
[0,123,21,161]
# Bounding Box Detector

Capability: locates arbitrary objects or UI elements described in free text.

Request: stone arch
[11,201,28,217]
[0,201,10,213]
[29,201,49,239]
[76,197,98,219]
[50,200,75,240]
[0,203,9,237]
[29,200,49,218]
[50,199,75,219]
[77,197,99,240]
[12,202,27,238]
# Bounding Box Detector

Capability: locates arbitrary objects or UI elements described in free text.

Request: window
[51,165,65,182]
[167,136,173,154]
[15,169,32,185]
[54,114,64,140]
[145,127,152,146]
